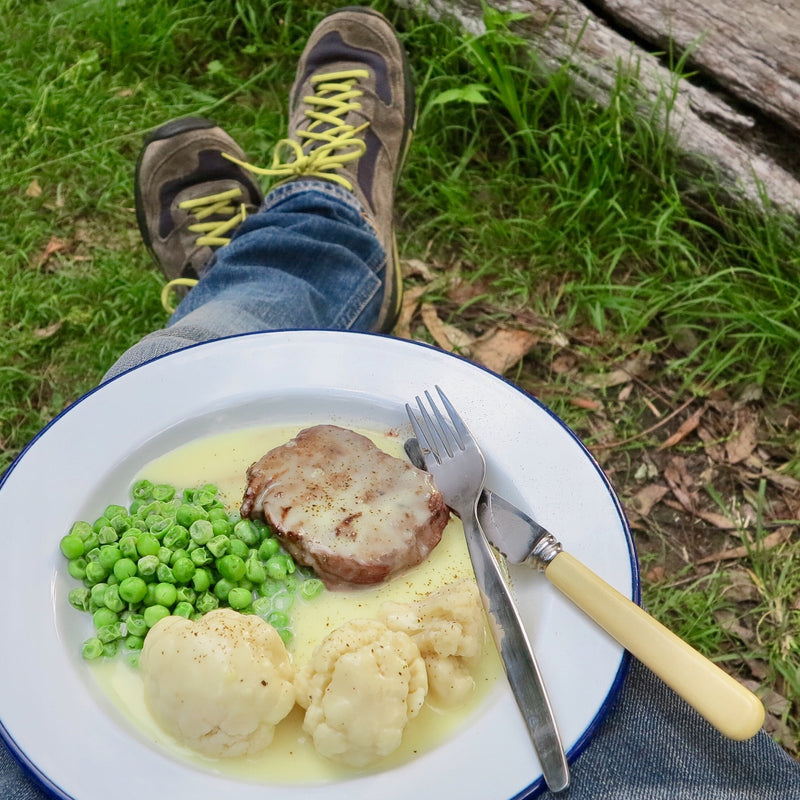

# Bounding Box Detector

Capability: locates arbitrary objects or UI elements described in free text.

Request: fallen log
[396,0,800,216]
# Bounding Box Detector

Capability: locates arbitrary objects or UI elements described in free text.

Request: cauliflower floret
[140,608,295,758]
[295,618,427,768]
[380,578,485,705]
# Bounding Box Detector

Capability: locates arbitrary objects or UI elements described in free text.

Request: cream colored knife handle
[544,551,765,741]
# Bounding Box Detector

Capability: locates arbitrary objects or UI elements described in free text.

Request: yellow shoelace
[162,187,249,312]
[162,69,370,314]
[224,69,370,190]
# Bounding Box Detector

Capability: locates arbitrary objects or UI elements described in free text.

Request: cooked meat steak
[240,425,449,588]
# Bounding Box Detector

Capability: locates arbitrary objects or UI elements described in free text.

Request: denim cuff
[261,179,367,219]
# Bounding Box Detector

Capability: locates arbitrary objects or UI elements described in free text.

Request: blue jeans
[6,180,798,799]
[104,180,385,379]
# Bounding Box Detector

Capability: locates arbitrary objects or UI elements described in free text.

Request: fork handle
[545,551,765,740]
[461,512,571,793]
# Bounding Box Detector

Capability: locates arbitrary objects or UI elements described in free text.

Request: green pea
[68,557,87,581]
[118,576,148,604]
[207,534,229,558]
[104,504,127,521]
[172,557,195,583]
[82,530,100,551]
[211,518,232,537]
[97,545,122,571]
[97,525,118,545]
[176,586,196,605]
[113,557,137,582]
[267,610,290,629]
[258,538,280,561]
[176,504,206,528]
[233,520,258,546]
[252,596,272,616]
[300,578,324,601]
[136,533,160,557]
[163,525,189,550]
[189,519,214,545]
[103,584,125,613]
[245,556,266,584]
[258,578,282,598]
[156,563,176,584]
[84,560,108,585]
[229,538,249,559]
[92,517,110,534]
[265,556,288,580]
[126,613,147,638]
[192,567,212,592]
[124,634,145,651]
[60,534,84,560]
[137,554,159,576]
[189,547,211,566]
[131,479,154,500]
[70,520,94,541]
[153,583,177,607]
[214,578,236,601]
[93,607,118,629]
[82,637,104,660]
[217,554,245,583]
[109,515,130,534]
[227,587,252,610]
[102,640,119,658]
[143,604,170,628]
[97,622,123,643]
[173,601,194,618]
[90,583,109,605]
[277,629,293,646]
[195,591,219,614]
[119,534,139,559]
[152,484,175,502]
[68,587,91,611]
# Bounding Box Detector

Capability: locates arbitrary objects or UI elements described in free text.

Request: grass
[3,0,800,754]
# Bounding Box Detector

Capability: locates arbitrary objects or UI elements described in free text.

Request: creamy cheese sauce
[91,424,503,784]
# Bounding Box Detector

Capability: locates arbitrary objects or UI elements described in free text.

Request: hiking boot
[227,7,416,333]
[134,116,263,290]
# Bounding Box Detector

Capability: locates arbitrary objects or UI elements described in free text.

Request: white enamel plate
[0,330,638,800]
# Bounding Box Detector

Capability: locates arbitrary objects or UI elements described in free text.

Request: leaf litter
[398,256,800,755]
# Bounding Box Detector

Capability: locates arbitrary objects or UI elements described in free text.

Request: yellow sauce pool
[91,424,503,784]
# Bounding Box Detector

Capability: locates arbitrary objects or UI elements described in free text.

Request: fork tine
[436,385,472,444]
[426,389,463,452]
[405,402,442,464]
[416,395,453,458]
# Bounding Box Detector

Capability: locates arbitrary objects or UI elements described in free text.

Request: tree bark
[397,0,800,216]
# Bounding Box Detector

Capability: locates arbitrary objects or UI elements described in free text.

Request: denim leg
[538,660,800,800]
[104,180,384,380]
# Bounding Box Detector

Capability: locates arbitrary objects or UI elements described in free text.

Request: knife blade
[404,438,766,742]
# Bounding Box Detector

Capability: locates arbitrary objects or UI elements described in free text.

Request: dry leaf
[662,499,740,529]
[401,258,437,282]
[658,405,705,450]
[470,328,538,375]
[663,456,697,511]
[393,284,427,340]
[629,483,669,516]
[420,303,474,352]
[32,236,70,270]
[713,609,754,642]
[33,321,63,339]
[582,351,651,389]
[26,179,42,198]
[696,527,793,564]
[570,397,601,410]
[726,410,758,464]
[698,424,727,462]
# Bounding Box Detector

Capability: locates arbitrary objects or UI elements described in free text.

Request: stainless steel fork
[406,387,570,793]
